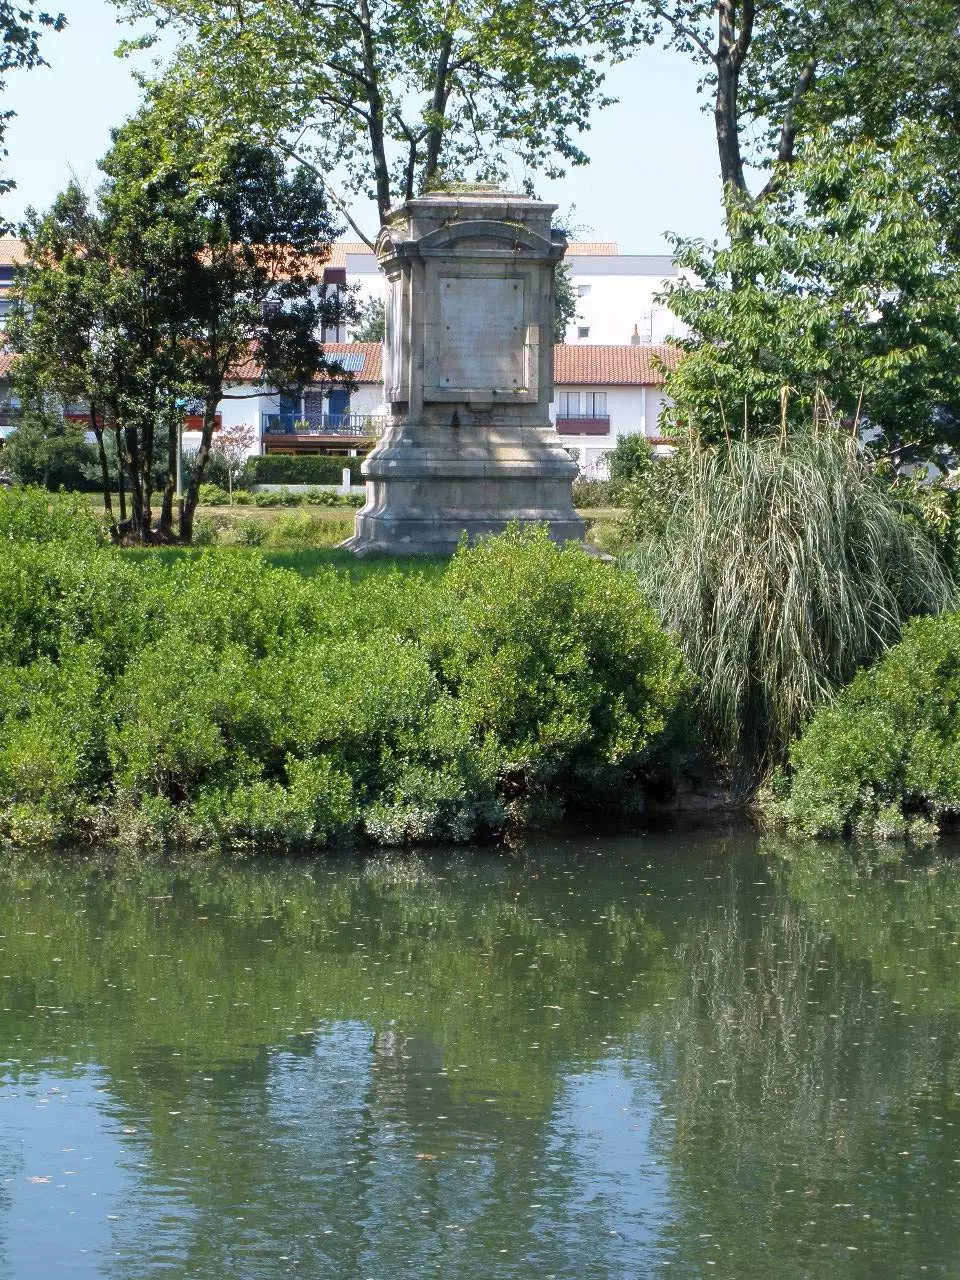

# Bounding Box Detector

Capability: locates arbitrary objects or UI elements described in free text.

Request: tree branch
[754,56,817,203]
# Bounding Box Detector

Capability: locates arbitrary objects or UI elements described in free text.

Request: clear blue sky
[2,0,726,252]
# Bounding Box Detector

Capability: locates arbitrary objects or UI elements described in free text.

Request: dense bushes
[199,482,363,509]
[771,612,960,843]
[0,497,689,852]
[244,454,365,486]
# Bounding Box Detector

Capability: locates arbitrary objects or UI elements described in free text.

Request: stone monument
[343,187,585,555]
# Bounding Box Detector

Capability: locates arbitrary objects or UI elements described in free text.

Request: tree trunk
[422,31,454,189]
[88,403,117,538]
[157,403,178,540]
[715,52,747,212]
[107,408,127,523]
[358,0,393,221]
[180,396,220,543]
[123,423,148,542]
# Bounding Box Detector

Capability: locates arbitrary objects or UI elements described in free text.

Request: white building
[552,344,678,474]
[192,339,676,472]
[337,239,685,347]
[0,234,682,472]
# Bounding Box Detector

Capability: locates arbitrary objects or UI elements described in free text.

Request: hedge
[244,454,365,486]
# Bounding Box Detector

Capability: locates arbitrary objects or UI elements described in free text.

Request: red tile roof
[229,341,383,384]
[322,341,382,381]
[4,339,676,390]
[0,239,26,267]
[554,343,679,386]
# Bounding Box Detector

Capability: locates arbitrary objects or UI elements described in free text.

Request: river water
[1,831,959,1278]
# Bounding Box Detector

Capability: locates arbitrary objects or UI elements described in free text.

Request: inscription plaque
[437,276,525,393]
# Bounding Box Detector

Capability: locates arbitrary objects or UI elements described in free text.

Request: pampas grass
[627,415,954,793]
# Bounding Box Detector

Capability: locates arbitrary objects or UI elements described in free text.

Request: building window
[584,392,607,416]
[557,391,580,416]
[577,326,590,339]
[577,284,591,297]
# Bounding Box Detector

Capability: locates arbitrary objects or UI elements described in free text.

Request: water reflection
[0,835,959,1276]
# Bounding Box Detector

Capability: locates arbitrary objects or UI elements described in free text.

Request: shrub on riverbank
[770,612,960,843]
[0,496,690,852]
[627,427,953,794]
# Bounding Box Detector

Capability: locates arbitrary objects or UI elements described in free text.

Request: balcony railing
[262,412,385,438]
[555,413,611,436]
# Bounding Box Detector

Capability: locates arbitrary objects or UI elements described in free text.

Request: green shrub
[264,512,353,548]
[198,482,230,506]
[605,433,658,486]
[253,488,286,507]
[571,478,619,508]
[0,485,107,548]
[232,489,253,505]
[244,454,364,486]
[0,512,688,853]
[628,427,954,792]
[771,612,960,844]
[231,518,267,547]
[427,525,691,818]
[191,516,219,546]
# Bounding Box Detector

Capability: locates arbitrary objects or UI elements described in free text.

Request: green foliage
[570,478,618,508]
[12,101,343,541]
[0,513,689,852]
[772,612,960,844]
[428,525,691,821]
[663,131,960,468]
[628,427,954,793]
[604,433,656,486]
[350,295,385,342]
[244,454,364,485]
[198,482,230,506]
[3,409,98,490]
[115,0,617,227]
[553,260,577,344]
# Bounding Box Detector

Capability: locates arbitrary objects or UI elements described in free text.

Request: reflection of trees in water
[632,847,960,1276]
[4,844,960,1276]
[0,853,675,1278]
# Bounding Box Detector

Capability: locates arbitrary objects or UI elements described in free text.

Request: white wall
[551,384,670,474]
[345,249,689,346]
[566,274,682,345]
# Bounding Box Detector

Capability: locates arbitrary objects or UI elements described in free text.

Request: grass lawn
[74,490,624,577]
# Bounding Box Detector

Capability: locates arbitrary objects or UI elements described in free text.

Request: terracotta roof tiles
[0,239,26,267]
[554,343,679,386]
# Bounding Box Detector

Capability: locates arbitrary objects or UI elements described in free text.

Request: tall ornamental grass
[627,426,954,793]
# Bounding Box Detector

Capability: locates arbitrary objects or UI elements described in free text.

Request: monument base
[342,418,586,556]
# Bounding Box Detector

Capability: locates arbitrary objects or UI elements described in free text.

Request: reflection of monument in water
[343,187,585,555]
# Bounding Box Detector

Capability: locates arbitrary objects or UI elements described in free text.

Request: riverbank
[0,490,690,855]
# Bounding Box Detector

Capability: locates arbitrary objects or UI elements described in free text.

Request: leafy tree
[209,421,256,502]
[632,0,958,222]
[553,260,577,344]
[0,4,65,208]
[661,131,960,467]
[113,0,616,237]
[13,103,344,542]
[350,295,385,343]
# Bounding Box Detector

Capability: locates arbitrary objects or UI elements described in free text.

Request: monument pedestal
[343,188,585,556]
